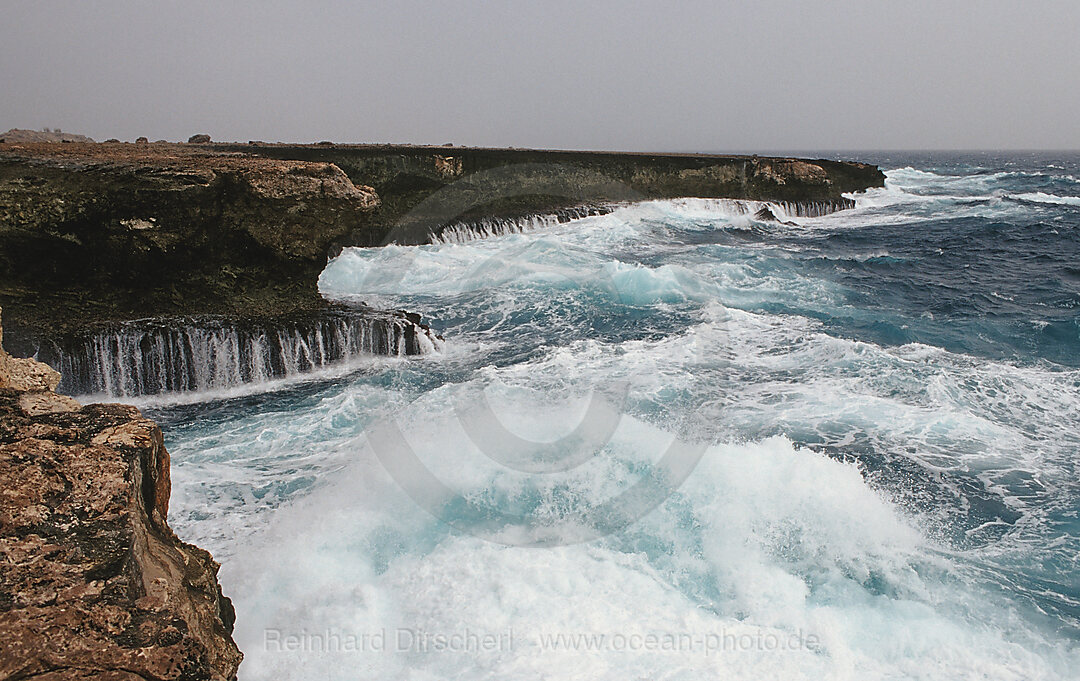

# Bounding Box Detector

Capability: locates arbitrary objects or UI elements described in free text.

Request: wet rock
[752,205,798,226]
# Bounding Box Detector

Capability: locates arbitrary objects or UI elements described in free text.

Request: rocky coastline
[0,140,884,351]
[0,138,884,677]
[0,142,381,345]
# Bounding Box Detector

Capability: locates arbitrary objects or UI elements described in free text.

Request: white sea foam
[192,396,1078,680]
[321,231,719,307]
[1010,192,1080,206]
[821,168,1044,230]
[167,303,1080,680]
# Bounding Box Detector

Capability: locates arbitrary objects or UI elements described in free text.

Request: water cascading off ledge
[31,306,442,398]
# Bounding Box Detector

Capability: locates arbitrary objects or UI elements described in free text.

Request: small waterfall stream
[38,311,441,397]
[428,198,855,243]
[431,205,611,244]
[775,198,856,217]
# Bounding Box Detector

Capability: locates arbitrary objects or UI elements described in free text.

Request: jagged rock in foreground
[0,310,242,680]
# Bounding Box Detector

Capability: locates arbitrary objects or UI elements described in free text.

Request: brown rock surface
[0,311,242,680]
[0,307,62,393]
[0,129,95,144]
[750,158,831,186]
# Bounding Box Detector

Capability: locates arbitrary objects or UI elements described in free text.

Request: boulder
[0,307,61,392]
[188,134,212,144]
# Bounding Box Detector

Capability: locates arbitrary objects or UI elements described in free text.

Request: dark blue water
[146,153,1080,680]
[795,153,1080,367]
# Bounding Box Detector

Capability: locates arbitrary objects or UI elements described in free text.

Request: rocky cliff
[0,309,242,680]
[0,143,381,343]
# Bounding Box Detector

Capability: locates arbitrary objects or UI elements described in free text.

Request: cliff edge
[0,142,380,342]
[0,308,243,680]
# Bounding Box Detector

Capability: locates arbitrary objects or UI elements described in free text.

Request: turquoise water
[147,153,1080,680]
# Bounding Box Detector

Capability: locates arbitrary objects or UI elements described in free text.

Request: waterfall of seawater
[429,199,854,243]
[42,312,441,397]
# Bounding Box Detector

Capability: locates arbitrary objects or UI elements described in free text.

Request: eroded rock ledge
[0,310,242,680]
[0,143,381,343]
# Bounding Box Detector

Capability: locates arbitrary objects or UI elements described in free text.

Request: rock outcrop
[0,143,380,343]
[0,309,242,680]
[0,129,95,144]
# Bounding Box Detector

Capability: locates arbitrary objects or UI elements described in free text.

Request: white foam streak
[1011,192,1080,207]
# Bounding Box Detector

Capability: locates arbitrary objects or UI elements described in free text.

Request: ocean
[136,152,1079,679]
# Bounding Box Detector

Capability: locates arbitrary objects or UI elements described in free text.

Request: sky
[2,1,1078,151]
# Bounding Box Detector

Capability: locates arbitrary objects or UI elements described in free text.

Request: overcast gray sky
[2,1,1078,150]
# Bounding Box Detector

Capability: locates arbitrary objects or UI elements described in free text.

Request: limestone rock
[0,147,383,340]
[0,310,242,680]
[0,354,61,392]
[241,162,379,205]
[751,158,830,186]
[0,306,62,392]
[0,128,95,144]
[17,390,81,416]
[433,155,463,178]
